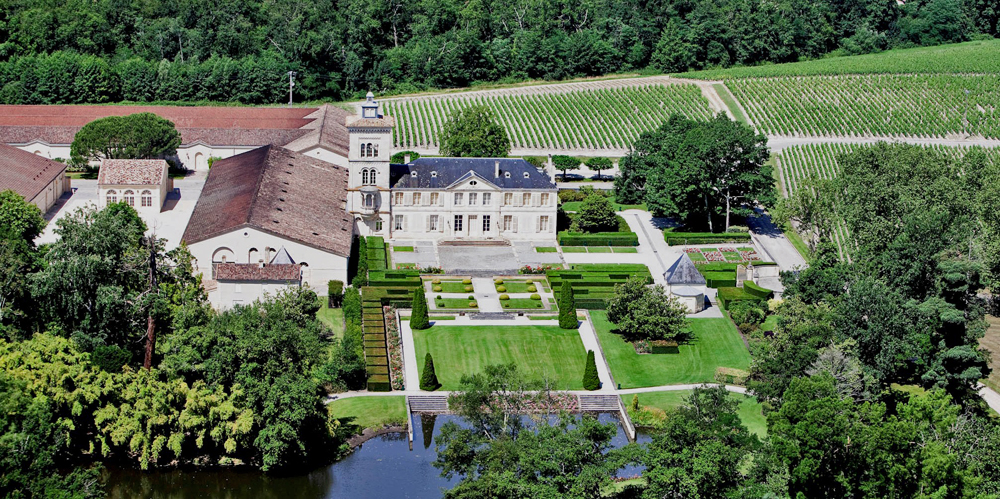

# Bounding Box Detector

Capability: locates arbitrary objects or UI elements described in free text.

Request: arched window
[364,193,374,208]
[140,190,153,207]
[373,144,379,157]
[106,190,117,205]
[362,169,369,184]
[123,190,135,207]
[248,247,259,263]
[366,143,373,157]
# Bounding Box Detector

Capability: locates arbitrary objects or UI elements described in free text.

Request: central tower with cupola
[346,91,395,236]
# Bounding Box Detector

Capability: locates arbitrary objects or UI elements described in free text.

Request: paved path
[621,210,683,286]
[747,208,808,272]
[328,382,747,401]
[766,135,1000,152]
[979,383,1000,414]
[471,278,503,312]
[399,316,420,391]
[576,318,616,391]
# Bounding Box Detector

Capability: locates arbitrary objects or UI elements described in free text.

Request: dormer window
[523,172,530,178]
[411,171,418,177]
[469,180,478,186]
[431,171,437,178]
[504,172,511,178]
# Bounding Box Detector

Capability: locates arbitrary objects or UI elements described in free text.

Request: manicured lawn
[612,247,638,253]
[562,246,587,253]
[436,298,477,309]
[501,298,545,309]
[393,246,414,252]
[562,195,646,212]
[317,302,345,339]
[436,281,473,293]
[623,390,767,437]
[327,396,407,432]
[591,311,750,388]
[535,246,558,253]
[761,314,780,332]
[498,280,540,293]
[588,246,613,253]
[413,325,587,390]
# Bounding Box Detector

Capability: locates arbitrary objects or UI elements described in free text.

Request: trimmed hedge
[558,231,639,246]
[664,232,752,246]
[717,287,761,309]
[569,264,651,272]
[744,281,774,300]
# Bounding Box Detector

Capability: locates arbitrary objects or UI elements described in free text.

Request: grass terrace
[327,396,407,433]
[624,390,767,437]
[501,297,546,310]
[592,311,750,388]
[432,280,475,294]
[547,264,652,309]
[561,194,646,213]
[435,298,478,309]
[495,280,541,294]
[317,302,345,339]
[392,246,414,252]
[413,325,587,390]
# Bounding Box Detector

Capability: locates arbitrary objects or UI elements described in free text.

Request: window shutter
[513,217,518,233]
[426,215,431,231]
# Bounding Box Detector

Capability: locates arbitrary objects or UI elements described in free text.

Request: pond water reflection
[105,413,651,499]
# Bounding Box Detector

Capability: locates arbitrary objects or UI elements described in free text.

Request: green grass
[562,194,646,213]
[624,390,767,437]
[436,298,478,309]
[612,247,638,253]
[427,315,457,321]
[760,314,779,332]
[714,83,749,124]
[529,315,559,320]
[588,246,613,253]
[562,246,587,253]
[317,302,345,339]
[498,281,540,293]
[676,39,1000,79]
[591,311,750,388]
[501,298,545,309]
[392,246,414,252]
[413,325,587,390]
[327,396,407,432]
[535,247,558,253]
[437,281,473,293]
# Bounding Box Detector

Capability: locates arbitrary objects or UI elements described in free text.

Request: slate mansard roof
[390,158,556,190]
[0,143,66,202]
[664,254,707,286]
[182,145,353,257]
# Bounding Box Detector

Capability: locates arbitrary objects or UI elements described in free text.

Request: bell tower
[346,91,395,236]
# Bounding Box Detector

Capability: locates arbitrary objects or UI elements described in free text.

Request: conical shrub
[420,353,441,391]
[559,283,578,329]
[410,287,430,330]
[583,350,600,390]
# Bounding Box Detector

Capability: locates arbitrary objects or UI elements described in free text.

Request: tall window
[454,193,463,205]
[482,193,491,205]
[504,193,512,206]
[375,219,383,232]
[540,193,550,206]
[124,190,135,207]
[413,193,422,205]
[106,190,117,204]
[482,215,491,232]
[394,214,404,230]
[503,215,515,232]
[364,193,375,208]
[366,143,373,157]
[140,190,153,207]
[362,169,369,184]
[468,193,478,205]
[523,193,531,206]
[394,192,404,205]
[454,215,463,233]
[429,215,439,231]
[373,144,379,157]
[430,193,439,205]
[539,215,550,232]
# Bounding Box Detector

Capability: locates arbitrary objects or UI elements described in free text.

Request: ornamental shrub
[495,279,503,285]
[462,278,472,285]
[527,285,537,292]
[469,302,477,308]
[420,353,441,391]
[464,286,473,292]
[327,280,344,307]
[583,350,600,390]
[559,283,578,329]
[497,285,507,292]
[499,294,510,300]
[410,288,430,330]
[467,295,475,300]
[432,279,441,284]
[530,294,541,300]
[433,285,442,292]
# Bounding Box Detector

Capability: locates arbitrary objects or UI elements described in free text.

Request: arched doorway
[195,153,207,171]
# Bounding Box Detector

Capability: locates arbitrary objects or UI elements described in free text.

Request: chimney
[404,153,411,164]
[495,160,500,178]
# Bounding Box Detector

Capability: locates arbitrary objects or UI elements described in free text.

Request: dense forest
[0,0,995,104]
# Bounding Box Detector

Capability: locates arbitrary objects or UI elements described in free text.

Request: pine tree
[583,350,600,390]
[410,287,430,330]
[559,283,578,329]
[420,353,441,391]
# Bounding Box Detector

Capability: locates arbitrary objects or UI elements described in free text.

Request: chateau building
[0,143,70,212]
[97,159,171,213]
[346,93,558,241]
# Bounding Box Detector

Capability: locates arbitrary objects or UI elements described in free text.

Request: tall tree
[70,113,181,165]
[438,105,510,158]
[606,277,688,342]
[558,283,578,329]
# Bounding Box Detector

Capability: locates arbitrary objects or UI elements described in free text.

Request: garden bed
[501,298,546,309]
[435,298,478,309]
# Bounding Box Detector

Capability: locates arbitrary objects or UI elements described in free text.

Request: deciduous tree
[606,277,687,342]
[70,113,181,165]
[439,106,510,158]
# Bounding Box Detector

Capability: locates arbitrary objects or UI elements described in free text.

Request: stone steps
[578,394,620,412]
[408,395,449,412]
[439,240,511,247]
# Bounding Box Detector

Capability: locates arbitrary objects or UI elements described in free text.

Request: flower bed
[384,306,405,391]
[520,264,562,274]
[684,246,763,264]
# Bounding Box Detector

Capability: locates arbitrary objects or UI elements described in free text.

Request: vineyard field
[380,79,713,151]
[778,143,1000,261]
[676,39,1000,79]
[728,74,1000,139]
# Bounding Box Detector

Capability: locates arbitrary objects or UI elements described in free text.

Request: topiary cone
[559,283,578,329]
[420,353,441,391]
[583,350,600,390]
[410,288,430,330]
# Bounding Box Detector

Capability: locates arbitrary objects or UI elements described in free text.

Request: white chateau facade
[346,93,558,241]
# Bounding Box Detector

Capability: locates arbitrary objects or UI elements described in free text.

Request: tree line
[0,0,995,104]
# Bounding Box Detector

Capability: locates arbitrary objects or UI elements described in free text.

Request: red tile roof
[0,143,67,202]
[214,263,302,281]
[183,145,353,257]
[97,159,168,185]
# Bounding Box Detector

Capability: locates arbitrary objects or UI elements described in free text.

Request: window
[375,219,383,231]
[482,215,491,232]
[373,144,379,157]
[106,190,117,204]
[523,172,530,178]
[482,193,491,205]
[503,215,516,232]
[540,193,550,206]
[539,215,550,232]
[124,190,135,207]
[454,193,463,205]
[504,193,512,206]
[505,172,511,178]
[394,214,404,231]
[366,143,373,157]
[394,192,404,205]
[523,193,531,206]
[468,193,478,205]
[141,190,153,207]
[469,180,478,186]
[454,215,463,232]
[234,284,243,294]
[431,171,437,178]
[364,193,375,208]
[413,193,422,205]
[429,215,439,231]
[363,168,376,185]
[362,169,369,184]
[430,193,439,205]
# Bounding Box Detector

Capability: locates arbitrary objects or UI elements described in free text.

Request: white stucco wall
[216,280,301,310]
[188,227,350,307]
[28,171,70,213]
[16,143,258,172]
[298,146,349,167]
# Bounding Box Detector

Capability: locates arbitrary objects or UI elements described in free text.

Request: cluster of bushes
[547,264,652,309]
[695,262,778,289]
[664,231,752,246]
[558,232,639,246]
[717,285,773,310]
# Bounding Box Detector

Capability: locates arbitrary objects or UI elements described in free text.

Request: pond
[104,413,652,499]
